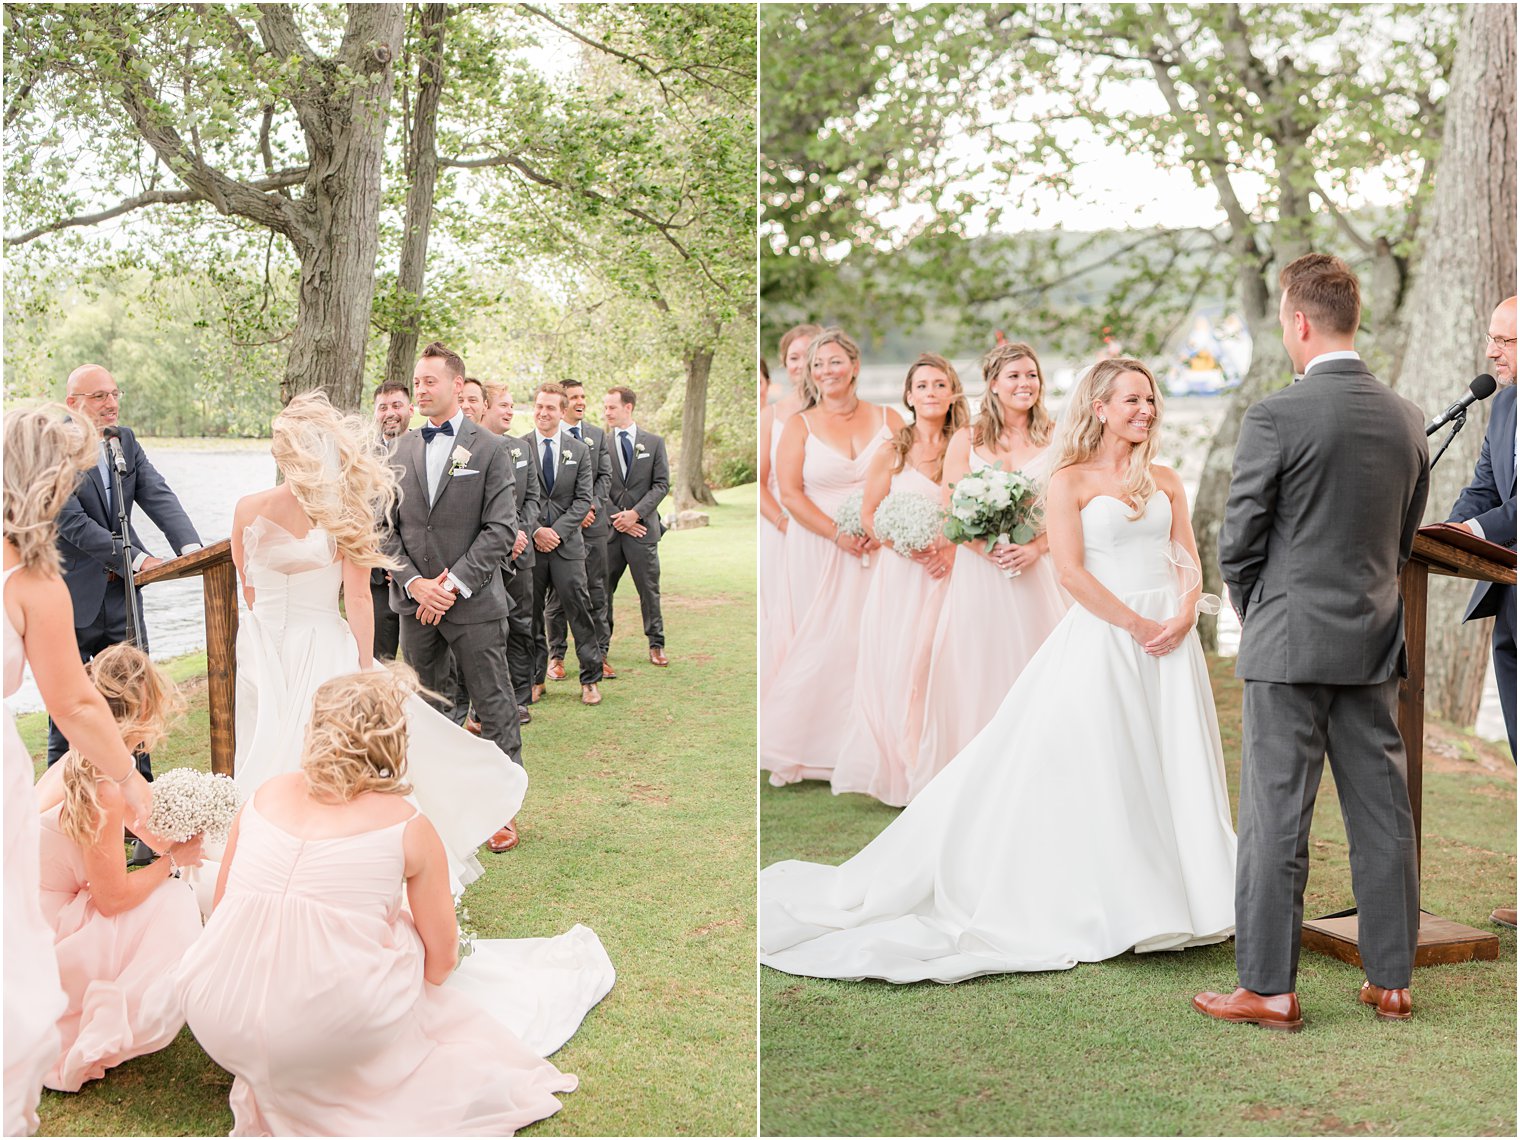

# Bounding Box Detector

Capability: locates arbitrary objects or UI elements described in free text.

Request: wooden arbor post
[1302,523,1517,967]
[135,540,238,776]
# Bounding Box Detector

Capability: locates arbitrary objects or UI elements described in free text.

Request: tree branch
[5,167,310,245]
[1309,177,1375,255]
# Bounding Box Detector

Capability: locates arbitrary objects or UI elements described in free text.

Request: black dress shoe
[518,705,532,725]
[128,840,156,867]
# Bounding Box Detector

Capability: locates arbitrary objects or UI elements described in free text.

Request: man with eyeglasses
[52,365,202,858]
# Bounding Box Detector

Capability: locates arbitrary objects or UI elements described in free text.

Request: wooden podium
[1301,523,1516,967]
[135,540,239,776]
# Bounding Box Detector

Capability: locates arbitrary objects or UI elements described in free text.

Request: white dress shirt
[1302,349,1361,376]
[407,410,472,601]
[614,423,638,478]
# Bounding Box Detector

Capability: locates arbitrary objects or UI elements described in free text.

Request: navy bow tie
[421,420,455,444]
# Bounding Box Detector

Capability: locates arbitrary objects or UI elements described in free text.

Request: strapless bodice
[1079,494,1176,597]
[243,518,341,624]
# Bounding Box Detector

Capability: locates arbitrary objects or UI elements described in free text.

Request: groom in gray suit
[1196,253,1429,1031]
[384,342,523,848]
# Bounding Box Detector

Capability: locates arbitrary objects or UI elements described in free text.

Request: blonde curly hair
[972,342,1054,452]
[271,391,399,571]
[799,328,862,412]
[59,644,185,846]
[889,354,970,483]
[301,666,418,802]
[3,405,98,575]
[1051,356,1165,519]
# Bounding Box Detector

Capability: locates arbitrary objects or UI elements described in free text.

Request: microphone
[1426,374,1497,435]
[101,425,127,471]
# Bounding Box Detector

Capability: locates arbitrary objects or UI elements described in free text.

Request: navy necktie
[542,438,556,494]
[619,430,633,476]
[570,424,582,441]
[421,420,455,444]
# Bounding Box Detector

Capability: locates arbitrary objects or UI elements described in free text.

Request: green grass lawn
[760,657,1517,1137]
[23,484,758,1138]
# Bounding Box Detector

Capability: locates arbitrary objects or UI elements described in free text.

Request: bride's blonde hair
[59,645,185,846]
[301,666,417,802]
[271,392,399,570]
[1051,357,1164,518]
[3,405,98,575]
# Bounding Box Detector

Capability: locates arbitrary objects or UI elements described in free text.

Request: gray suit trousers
[505,564,535,706]
[1236,677,1418,993]
[400,616,522,768]
[533,555,601,685]
[546,538,609,660]
[605,532,664,648]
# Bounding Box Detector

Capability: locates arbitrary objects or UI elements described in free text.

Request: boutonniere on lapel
[510,445,523,460]
[635,442,648,457]
[448,446,472,476]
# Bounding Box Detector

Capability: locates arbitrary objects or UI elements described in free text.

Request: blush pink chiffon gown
[38,803,202,1091]
[912,449,1068,800]
[3,565,67,1136]
[759,419,793,695]
[830,466,950,806]
[175,795,608,1136]
[759,410,889,785]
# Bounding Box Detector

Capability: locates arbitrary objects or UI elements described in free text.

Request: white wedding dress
[760,494,1237,983]
[232,516,525,894]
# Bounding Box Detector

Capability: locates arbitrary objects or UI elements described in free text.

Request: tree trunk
[675,329,720,510]
[280,5,406,411]
[1388,2,1517,725]
[383,3,448,396]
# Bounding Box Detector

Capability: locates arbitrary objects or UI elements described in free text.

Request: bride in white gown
[230,393,524,893]
[760,358,1237,983]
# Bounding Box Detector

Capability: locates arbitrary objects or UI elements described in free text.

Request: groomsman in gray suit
[1196,253,1429,1031]
[383,342,524,852]
[545,378,614,681]
[482,380,540,724]
[602,386,671,668]
[524,382,605,705]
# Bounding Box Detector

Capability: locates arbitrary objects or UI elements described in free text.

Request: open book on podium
[1302,523,1516,967]
[134,539,238,777]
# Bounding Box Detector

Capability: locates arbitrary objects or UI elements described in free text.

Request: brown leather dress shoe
[581,683,602,706]
[602,660,618,680]
[1193,987,1304,1032]
[1490,906,1517,928]
[531,683,546,704]
[649,646,669,667]
[1359,981,1412,1021]
[518,705,532,725]
[487,820,519,853]
[547,659,567,682]
[464,716,482,736]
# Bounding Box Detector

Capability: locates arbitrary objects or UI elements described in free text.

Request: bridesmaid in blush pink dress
[3,408,153,1136]
[832,354,969,806]
[33,646,204,1092]
[760,323,824,692]
[177,669,609,1137]
[913,342,1069,800]
[760,329,902,785]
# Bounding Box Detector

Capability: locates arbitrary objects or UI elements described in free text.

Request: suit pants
[533,555,602,686]
[1489,586,1516,759]
[48,589,153,780]
[505,562,535,706]
[605,532,664,649]
[546,532,608,661]
[371,580,400,662]
[400,615,522,767]
[1235,676,1418,993]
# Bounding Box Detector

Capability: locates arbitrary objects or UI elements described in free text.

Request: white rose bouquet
[873,490,944,556]
[143,767,243,845]
[833,490,871,567]
[943,467,1043,578]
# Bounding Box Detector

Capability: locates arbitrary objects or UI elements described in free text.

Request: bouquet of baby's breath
[144,768,242,845]
[456,898,478,959]
[873,490,944,555]
[943,468,1043,578]
[833,490,871,567]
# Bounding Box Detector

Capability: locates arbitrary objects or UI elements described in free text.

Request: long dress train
[3,566,67,1135]
[760,495,1236,983]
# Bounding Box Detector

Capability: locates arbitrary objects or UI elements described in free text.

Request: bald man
[50,365,202,795]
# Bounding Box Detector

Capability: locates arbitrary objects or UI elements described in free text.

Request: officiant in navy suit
[50,364,203,789]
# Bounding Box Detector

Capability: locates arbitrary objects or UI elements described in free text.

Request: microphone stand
[1427,406,1468,471]
[106,439,146,648]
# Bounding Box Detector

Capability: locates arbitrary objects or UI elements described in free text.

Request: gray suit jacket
[495,433,542,572]
[384,417,517,624]
[522,429,595,561]
[606,427,670,544]
[1221,358,1429,685]
[568,421,613,539]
